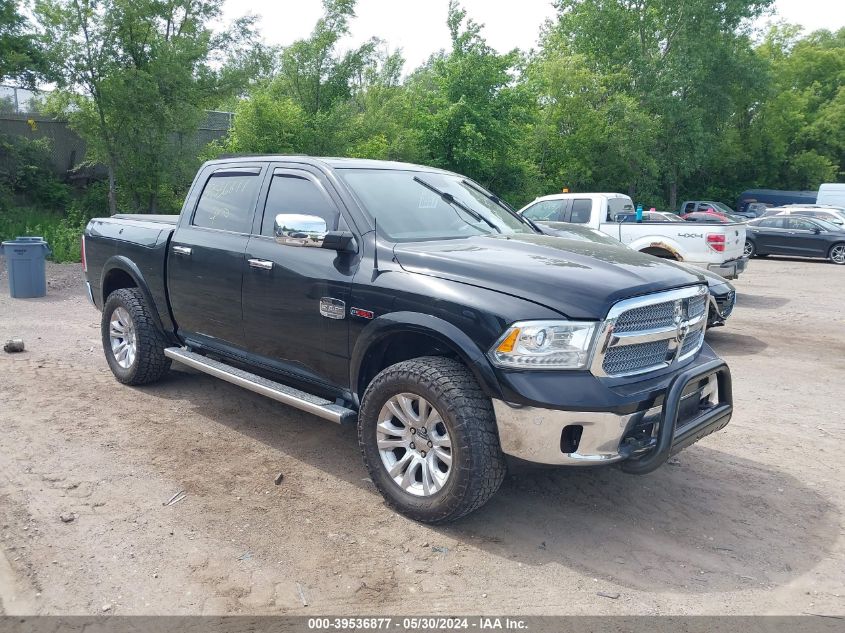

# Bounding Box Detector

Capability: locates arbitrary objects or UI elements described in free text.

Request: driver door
[240,165,358,391]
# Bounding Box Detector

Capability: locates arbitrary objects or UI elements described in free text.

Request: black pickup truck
[82,156,733,523]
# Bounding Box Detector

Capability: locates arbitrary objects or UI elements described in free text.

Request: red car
[681,209,731,223]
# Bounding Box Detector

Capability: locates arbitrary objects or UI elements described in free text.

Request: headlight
[489,320,598,370]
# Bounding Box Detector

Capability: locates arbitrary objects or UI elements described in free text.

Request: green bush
[0,134,71,208]
[0,205,92,263]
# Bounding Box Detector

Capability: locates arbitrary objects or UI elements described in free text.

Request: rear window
[607,197,634,221]
[570,199,592,223]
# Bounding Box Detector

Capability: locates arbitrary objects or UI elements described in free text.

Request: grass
[0,205,91,263]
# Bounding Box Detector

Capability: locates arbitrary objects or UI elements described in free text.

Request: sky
[220,0,845,72]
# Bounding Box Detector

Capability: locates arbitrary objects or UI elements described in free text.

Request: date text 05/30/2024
[307,618,528,630]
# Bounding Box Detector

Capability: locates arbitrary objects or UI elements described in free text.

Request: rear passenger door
[562,198,593,224]
[167,163,265,348]
[753,217,787,254]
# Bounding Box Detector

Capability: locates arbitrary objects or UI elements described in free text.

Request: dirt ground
[0,256,843,616]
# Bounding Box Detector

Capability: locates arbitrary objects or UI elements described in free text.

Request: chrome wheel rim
[743,241,754,257]
[376,393,453,497]
[831,245,845,264]
[109,307,136,369]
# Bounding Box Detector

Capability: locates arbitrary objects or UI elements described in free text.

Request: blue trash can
[1,236,51,298]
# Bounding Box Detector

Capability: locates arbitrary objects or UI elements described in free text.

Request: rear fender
[100,256,170,335]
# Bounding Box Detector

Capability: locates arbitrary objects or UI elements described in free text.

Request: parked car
[535,222,737,328]
[681,200,755,219]
[737,189,817,214]
[744,216,845,264]
[616,211,684,222]
[518,192,748,278]
[745,202,771,217]
[775,206,845,227]
[682,211,747,223]
[82,157,734,523]
[817,183,845,207]
[681,211,729,223]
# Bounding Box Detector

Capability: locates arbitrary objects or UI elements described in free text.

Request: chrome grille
[592,285,709,378]
[679,328,704,357]
[687,294,707,320]
[602,339,671,375]
[613,301,676,333]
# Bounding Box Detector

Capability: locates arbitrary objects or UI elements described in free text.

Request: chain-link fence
[0,85,41,113]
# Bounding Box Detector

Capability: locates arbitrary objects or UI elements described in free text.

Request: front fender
[350,311,503,402]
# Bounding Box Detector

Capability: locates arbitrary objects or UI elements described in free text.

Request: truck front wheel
[101,288,171,385]
[358,356,506,524]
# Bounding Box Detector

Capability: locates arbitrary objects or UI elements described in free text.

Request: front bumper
[707,256,748,279]
[493,359,732,470]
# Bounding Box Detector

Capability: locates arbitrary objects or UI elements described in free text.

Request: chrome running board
[164,347,356,425]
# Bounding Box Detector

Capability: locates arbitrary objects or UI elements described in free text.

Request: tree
[403,1,537,201]
[0,0,50,86]
[35,0,262,213]
[544,0,772,207]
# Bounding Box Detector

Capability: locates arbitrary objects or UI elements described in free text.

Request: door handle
[248,259,274,270]
[173,245,192,256]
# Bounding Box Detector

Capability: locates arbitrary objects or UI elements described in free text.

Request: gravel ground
[0,256,843,616]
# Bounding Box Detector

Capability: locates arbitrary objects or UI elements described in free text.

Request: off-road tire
[101,288,171,385]
[358,356,506,524]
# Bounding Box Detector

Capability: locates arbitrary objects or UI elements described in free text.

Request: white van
[817,183,845,206]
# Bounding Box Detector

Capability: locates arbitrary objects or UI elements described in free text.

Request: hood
[393,234,704,320]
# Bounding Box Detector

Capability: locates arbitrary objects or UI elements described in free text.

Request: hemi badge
[350,307,374,320]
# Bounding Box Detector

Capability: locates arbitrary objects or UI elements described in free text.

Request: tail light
[81,235,87,272]
[706,233,726,252]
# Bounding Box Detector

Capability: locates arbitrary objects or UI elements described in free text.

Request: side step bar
[164,347,357,425]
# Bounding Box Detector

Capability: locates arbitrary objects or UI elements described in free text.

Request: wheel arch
[628,236,684,261]
[350,312,503,405]
[100,256,165,333]
[829,241,845,264]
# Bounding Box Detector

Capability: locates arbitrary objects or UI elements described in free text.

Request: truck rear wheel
[101,288,171,385]
[358,356,506,524]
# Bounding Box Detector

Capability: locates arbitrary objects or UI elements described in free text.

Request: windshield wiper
[413,176,501,234]
[460,178,541,232]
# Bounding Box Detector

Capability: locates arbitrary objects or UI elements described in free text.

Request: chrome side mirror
[274,214,327,247]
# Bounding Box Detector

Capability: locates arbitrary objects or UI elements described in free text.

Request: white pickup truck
[518,193,748,279]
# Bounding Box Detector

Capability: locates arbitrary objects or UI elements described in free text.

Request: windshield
[338,169,534,241]
[710,202,736,214]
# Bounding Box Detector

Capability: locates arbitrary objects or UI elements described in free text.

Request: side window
[569,199,592,224]
[759,218,783,229]
[261,173,339,237]
[787,218,815,231]
[522,200,566,222]
[522,200,565,221]
[684,203,695,213]
[193,169,261,233]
